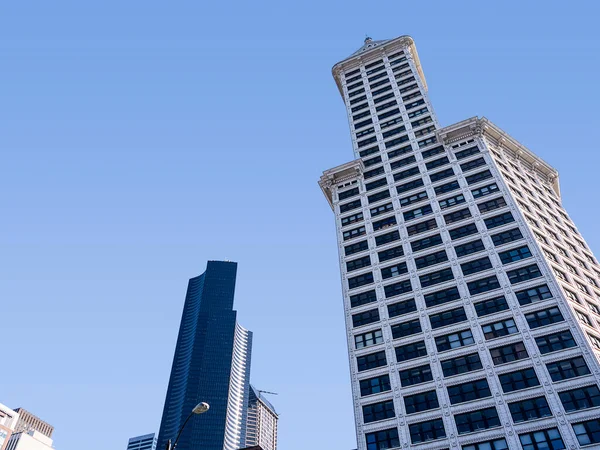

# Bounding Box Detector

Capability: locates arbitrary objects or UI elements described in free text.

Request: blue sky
[2,2,600,450]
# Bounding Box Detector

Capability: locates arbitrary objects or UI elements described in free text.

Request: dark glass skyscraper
[157,261,253,450]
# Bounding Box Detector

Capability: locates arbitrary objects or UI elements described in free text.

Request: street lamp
[166,402,210,450]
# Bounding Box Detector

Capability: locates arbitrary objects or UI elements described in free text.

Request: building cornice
[319,159,364,209]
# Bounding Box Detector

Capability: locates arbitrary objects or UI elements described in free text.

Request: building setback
[157,261,252,450]
[320,35,600,450]
[245,386,278,450]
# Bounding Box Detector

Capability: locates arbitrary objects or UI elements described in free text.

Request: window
[339,187,359,200]
[439,194,466,210]
[509,396,551,423]
[472,183,499,199]
[420,267,454,288]
[390,155,416,170]
[425,156,449,170]
[448,379,491,404]
[378,245,404,263]
[535,330,576,354]
[422,145,444,159]
[352,308,380,327]
[340,199,361,214]
[455,407,500,434]
[478,197,507,213]
[415,250,448,269]
[441,353,483,376]
[403,204,433,221]
[482,318,518,339]
[454,239,485,257]
[375,230,400,246]
[384,279,412,298]
[373,216,397,231]
[387,144,412,159]
[424,286,460,307]
[429,167,454,182]
[395,341,427,362]
[400,364,433,387]
[387,298,417,318]
[484,212,515,229]
[341,212,364,227]
[449,222,479,240]
[410,233,443,252]
[589,333,600,349]
[365,428,399,450]
[404,390,439,414]
[475,296,509,317]
[385,135,410,149]
[516,284,552,305]
[467,275,500,295]
[573,419,600,446]
[360,374,391,396]
[407,218,437,236]
[399,190,428,207]
[409,419,446,444]
[466,169,493,184]
[382,126,407,139]
[396,177,424,194]
[499,367,540,392]
[547,357,591,382]
[434,180,460,195]
[357,350,387,372]
[355,329,384,349]
[391,319,422,339]
[363,400,395,423]
[559,385,600,412]
[350,290,377,308]
[519,428,564,450]
[491,228,523,246]
[348,272,374,290]
[347,256,371,272]
[506,264,542,284]
[430,307,467,329]
[444,208,472,224]
[461,257,493,276]
[455,146,480,160]
[436,330,474,351]
[345,240,369,257]
[462,439,508,450]
[358,136,377,148]
[498,245,532,264]
[525,307,564,329]
[343,225,366,241]
[365,177,388,191]
[368,189,391,204]
[490,342,528,365]
[381,262,408,279]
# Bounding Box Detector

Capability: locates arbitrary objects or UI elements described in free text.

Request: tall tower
[320,35,600,450]
[157,261,253,450]
[245,386,278,450]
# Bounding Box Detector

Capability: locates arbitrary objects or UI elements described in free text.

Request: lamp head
[192,402,210,415]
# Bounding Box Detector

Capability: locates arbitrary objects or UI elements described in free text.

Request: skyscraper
[157,261,253,450]
[127,433,157,450]
[245,386,278,450]
[320,35,600,450]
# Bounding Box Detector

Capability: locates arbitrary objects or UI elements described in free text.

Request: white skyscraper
[320,35,600,450]
[245,386,278,450]
[127,433,157,450]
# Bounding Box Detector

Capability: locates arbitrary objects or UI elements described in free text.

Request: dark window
[499,368,540,393]
[395,341,427,362]
[454,239,485,257]
[546,357,590,382]
[409,419,446,444]
[368,189,391,204]
[356,127,375,139]
[347,255,371,272]
[393,166,420,181]
[389,155,416,170]
[472,183,499,199]
[339,187,359,200]
[344,240,369,256]
[449,222,479,240]
[516,284,552,306]
[348,272,374,290]
[352,308,380,327]
[484,212,515,229]
[364,155,383,167]
[365,428,399,450]
[382,126,406,139]
[375,100,397,112]
[378,245,404,263]
[387,298,417,318]
[475,296,508,317]
[339,199,362,214]
[350,290,377,308]
[358,136,377,148]
[535,330,576,354]
[348,87,365,97]
[499,245,532,264]
[365,177,388,191]
[375,230,400,246]
[434,180,460,195]
[435,329,474,351]
[455,407,500,434]
[462,439,508,450]
[441,353,483,377]
[385,135,410,149]
[391,319,422,339]
[491,228,523,246]
[448,379,491,404]
[425,156,449,170]
[415,250,448,269]
[420,268,454,288]
[396,177,424,194]
[399,191,428,207]
[509,396,552,423]
[406,218,437,236]
[460,157,487,172]
[357,350,387,372]
[525,307,564,329]
[351,102,368,113]
[478,196,507,213]
[467,275,500,295]
[490,342,528,365]
[424,286,461,307]
[422,145,445,159]
[466,170,493,185]
[383,279,412,298]
[482,318,518,339]
[381,262,408,279]
[380,117,403,130]
[506,264,542,284]
[360,374,391,396]
[363,165,385,178]
[404,390,439,414]
[559,385,600,412]
[355,329,384,349]
[410,233,442,252]
[444,208,472,225]
[387,144,412,159]
[429,167,455,182]
[518,428,564,450]
[370,202,393,217]
[455,146,480,160]
[439,194,466,210]
[400,364,433,387]
[343,226,366,241]
[350,95,367,106]
[403,204,433,221]
[363,400,395,423]
[429,307,467,329]
[341,212,364,227]
[372,216,397,232]
[460,257,493,276]
[573,419,600,446]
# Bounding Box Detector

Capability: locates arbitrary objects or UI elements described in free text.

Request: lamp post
[165,402,210,450]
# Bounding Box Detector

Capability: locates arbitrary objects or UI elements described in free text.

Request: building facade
[157,261,253,450]
[11,410,52,440]
[320,35,600,450]
[245,386,278,450]
[5,431,54,450]
[127,433,157,450]
[0,404,19,450]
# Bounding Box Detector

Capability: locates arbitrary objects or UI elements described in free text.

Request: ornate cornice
[318,159,364,209]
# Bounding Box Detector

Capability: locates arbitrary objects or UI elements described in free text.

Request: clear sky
[2,2,600,450]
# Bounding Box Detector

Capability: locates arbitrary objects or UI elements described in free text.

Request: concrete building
[12,410,52,439]
[0,404,19,450]
[127,433,157,450]
[320,35,600,450]
[245,386,278,450]
[5,431,53,450]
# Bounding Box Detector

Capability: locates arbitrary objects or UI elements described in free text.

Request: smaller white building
[127,433,157,450]
[245,386,278,450]
[5,430,54,450]
[0,404,19,450]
